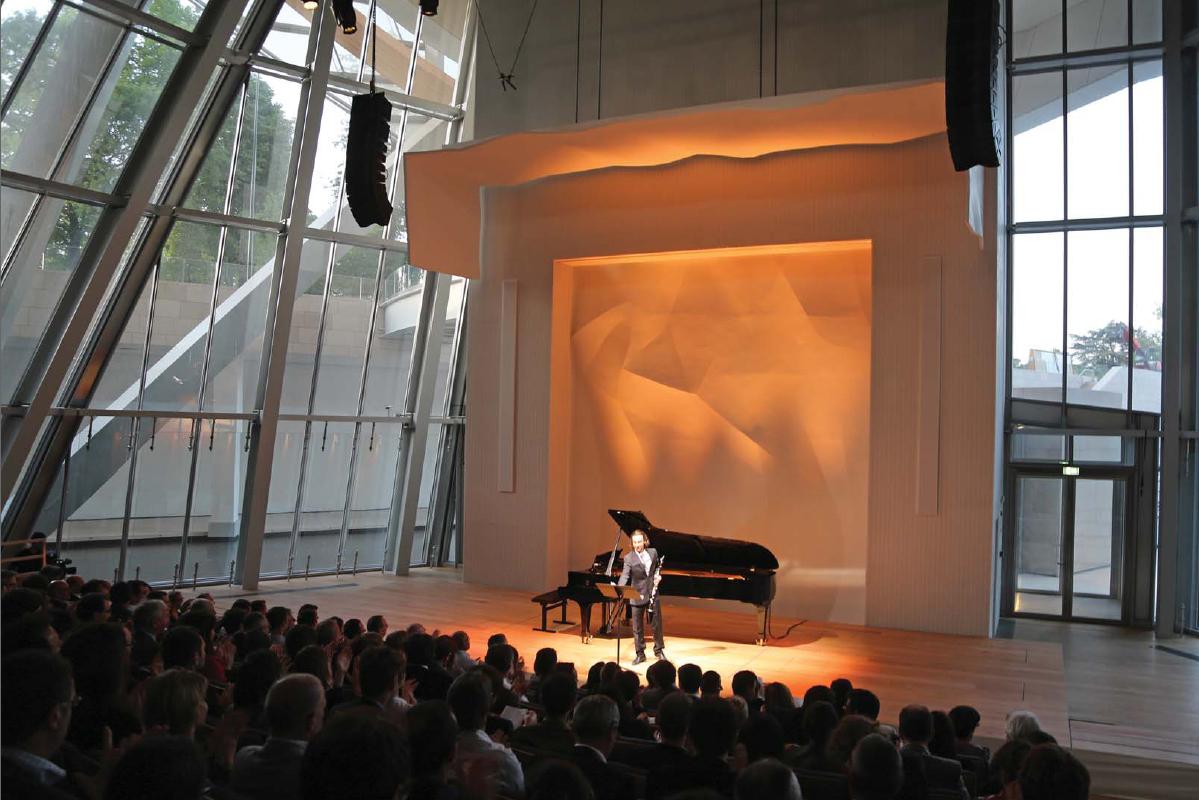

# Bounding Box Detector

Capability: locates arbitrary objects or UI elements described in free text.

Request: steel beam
[1156,0,1185,636]
[0,171,120,207]
[69,0,203,45]
[389,271,450,574]
[235,2,337,590]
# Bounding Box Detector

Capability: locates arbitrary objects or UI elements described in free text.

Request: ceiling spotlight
[303,1,318,8]
[420,0,439,16]
[332,0,357,33]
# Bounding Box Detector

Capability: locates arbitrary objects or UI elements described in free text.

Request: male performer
[617,529,664,665]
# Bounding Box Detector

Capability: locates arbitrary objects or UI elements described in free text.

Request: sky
[1011,70,1164,362]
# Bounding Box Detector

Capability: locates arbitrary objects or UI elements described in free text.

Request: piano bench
[531,591,572,632]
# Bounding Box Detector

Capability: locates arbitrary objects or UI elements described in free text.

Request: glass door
[1014,475,1066,616]
[1070,478,1126,621]
[1010,472,1129,622]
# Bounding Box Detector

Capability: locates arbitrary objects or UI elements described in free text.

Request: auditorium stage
[207,568,1199,798]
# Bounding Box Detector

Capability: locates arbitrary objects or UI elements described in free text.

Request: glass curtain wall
[0,0,474,587]
[1004,1,1172,624]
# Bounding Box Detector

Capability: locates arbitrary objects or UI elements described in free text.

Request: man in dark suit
[647,698,736,799]
[617,528,664,665]
[0,650,81,800]
[510,672,577,755]
[949,704,992,792]
[569,694,634,800]
[898,705,968,800]
[614,690,694,771]
[231,674,326,800]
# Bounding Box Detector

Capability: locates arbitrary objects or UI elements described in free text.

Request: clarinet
[647,555,665,611]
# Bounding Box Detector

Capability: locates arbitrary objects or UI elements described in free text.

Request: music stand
[596,583,642,665]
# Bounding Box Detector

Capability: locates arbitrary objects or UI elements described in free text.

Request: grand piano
[550,509,779,645]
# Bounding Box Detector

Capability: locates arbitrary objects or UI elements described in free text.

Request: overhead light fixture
[303,1,318,8]
[420,0,439,16]
[332,0,357,33]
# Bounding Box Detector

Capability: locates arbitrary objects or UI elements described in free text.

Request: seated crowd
[1,566,1092,800]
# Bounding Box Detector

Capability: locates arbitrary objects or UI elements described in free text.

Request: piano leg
[756,603,770,646]
[577,601,593,643]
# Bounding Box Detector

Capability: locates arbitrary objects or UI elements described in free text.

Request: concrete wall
[464,134,999,636]
[469,0,946,139]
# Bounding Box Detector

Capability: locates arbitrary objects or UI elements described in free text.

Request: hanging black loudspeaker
[345,91,393,227]
[945,0,1001,171]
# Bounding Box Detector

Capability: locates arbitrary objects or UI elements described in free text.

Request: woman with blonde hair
[144,668,208,739]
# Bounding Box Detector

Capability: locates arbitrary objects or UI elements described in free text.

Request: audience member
[367,614,389,637]
[61,622,142,754]
[570,693,634,800]
[727,694,750,731]
[649,698,737,799]
[641,659,678,711]
[343,645,403,715]
[850,733,905,800]
[737,711,786,764]
[161,624,206,671]
[75,592,111,623]
[104,736,207,800]
[831,677,854,713]
[231,673,325,800]
[731,669,763,712]
[647,690,694,769]
[735,758,802,800]
[1004,709,1042,742]
[511,671,578,755]
[407,700,459,800]
[210,649,282,763]
[1019,743,1090,800]
[144,668,208,739]
[2,586,46,623]
[296,604,318,628]
[285,623,319,663]
[898,704,968,800]
[342,618,364,640]
[526,646,557,701]
[0,650,78,800]
[949,704,989,759]
[2,608,61,652]
[848,688,881,720]
[828,714,879,768]
[763,681,799,740]
[448,672,524,798]
[450,630,475,673]
[408,633,455,701]
[788,699,840,772]
[300,713,407,800]
[678,662,703,699]
[983,739,1030,800]
[930,710,958,759]
[267,605,293,645]
[484,642,523,709]
[131,598,168,664]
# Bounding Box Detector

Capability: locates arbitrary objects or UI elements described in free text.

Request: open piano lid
[608,509,779,571]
